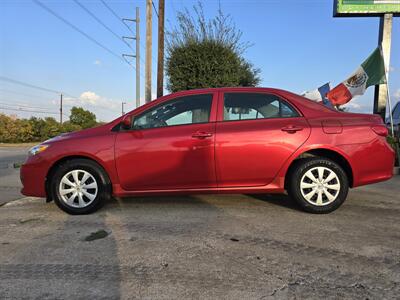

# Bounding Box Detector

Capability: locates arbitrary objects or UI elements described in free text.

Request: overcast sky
[1,0,399,122]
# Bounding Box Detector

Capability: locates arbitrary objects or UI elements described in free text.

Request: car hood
[42,124,111,145]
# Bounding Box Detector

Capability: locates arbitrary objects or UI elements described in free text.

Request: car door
[115,92,217,191]
[215,91,310,187]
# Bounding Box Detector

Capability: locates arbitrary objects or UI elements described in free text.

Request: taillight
[371,125,388,137]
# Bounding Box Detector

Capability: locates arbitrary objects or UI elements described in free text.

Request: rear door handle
[281,126,303,133]
[192,131,213,139]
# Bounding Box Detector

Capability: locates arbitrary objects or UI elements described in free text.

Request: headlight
[29,144,49,156]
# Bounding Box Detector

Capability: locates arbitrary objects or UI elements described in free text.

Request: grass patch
[13,162,22,169]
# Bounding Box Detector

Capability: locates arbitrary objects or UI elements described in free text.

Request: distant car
[387,101,400,137]
[20,87,395,214]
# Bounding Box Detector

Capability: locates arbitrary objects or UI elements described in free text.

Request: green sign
[334,0,400,16]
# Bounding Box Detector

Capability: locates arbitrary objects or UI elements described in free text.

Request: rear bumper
[342,137,395,187]
[20,160,48,198]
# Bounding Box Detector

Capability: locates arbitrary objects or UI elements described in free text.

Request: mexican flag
[326,48,387,105]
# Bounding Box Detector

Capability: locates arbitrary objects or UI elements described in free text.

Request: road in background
[0,146,28,205]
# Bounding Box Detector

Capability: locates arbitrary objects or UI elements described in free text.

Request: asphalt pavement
[0,146,28,205]
[0,174,399,299]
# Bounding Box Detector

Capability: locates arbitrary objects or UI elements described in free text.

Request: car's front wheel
[287,157,349,213]
[50,159,110,214]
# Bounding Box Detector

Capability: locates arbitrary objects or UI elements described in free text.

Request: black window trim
[220,91,302,123]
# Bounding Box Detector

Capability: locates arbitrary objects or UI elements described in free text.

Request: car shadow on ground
[247,193,301,212]
[106,193,302,212]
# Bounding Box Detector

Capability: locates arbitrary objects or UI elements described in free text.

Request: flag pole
[381,46,395,137]
[385,75,395,138]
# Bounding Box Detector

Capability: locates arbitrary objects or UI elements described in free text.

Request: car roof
[108,86,338,127]
[168,86,288,94]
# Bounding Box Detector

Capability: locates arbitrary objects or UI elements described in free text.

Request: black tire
[287,157,349,214]
[50,159,111,214]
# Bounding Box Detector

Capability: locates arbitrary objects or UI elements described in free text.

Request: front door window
[133,94,213,129]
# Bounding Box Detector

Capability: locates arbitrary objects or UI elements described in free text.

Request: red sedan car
[20,87,395,214]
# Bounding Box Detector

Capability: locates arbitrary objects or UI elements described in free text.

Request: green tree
[29,117,47,141]
[166,3,260,92]
[0,114,17,143]
[69,106,97,129]
[0,112,90,143]
[42,117,62,138]
[61,121,82,133]
[17,119,34,142]
[0,114,33,143]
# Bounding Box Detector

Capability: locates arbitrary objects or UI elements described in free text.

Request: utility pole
[157,0,165,98]
[145,0,152,103]
[135,7,140,107]
[373,13,393,120]
[122,7,140,108]
[59,93,63,124]
[121,101,126,115]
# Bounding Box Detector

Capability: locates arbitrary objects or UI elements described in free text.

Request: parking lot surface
[0,146,28,205]
[0,177,399,299]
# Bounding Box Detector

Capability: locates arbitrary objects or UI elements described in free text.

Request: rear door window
[223,93,299,121]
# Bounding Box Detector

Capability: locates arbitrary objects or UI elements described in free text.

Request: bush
[0,114,64,143]
[0,114,33,143]
[166,2,260,92]
[0,106,98,143]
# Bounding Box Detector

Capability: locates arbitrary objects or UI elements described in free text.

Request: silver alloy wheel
[59,169,98,208]
[300,166,341,206]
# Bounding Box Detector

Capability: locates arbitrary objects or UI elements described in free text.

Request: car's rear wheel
[287,158,349,213]
[50,159,110,214]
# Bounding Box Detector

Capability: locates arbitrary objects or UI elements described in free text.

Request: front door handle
[192,131,213,139]
[281,126,303,133]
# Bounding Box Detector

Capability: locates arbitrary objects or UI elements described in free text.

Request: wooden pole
[373,14,392,120]
[60,93,63,124]
[157,0,165,98]
[145,0,152,103]
[135,7,140,108]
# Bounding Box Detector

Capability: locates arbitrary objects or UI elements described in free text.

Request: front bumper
[20,159,48,198]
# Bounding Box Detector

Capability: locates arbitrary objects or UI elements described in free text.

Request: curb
[0,162,23,170]
[0,197,37,208]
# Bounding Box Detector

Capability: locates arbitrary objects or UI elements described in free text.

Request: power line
[0,93,121,118]
[100,0,135,35]
[100,1,156,79]
[0,101,58,111]
[0,106,59,115]
[152,1,159,18]
[0,99,73,110]
[72,0,133,51]
[99,1,155,79]
[0,76,79,100]
[0,88,55,99]
[0,76,59,94]
[33,0,133,68]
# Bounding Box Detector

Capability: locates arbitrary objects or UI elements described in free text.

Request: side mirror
[121,115,133,130]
